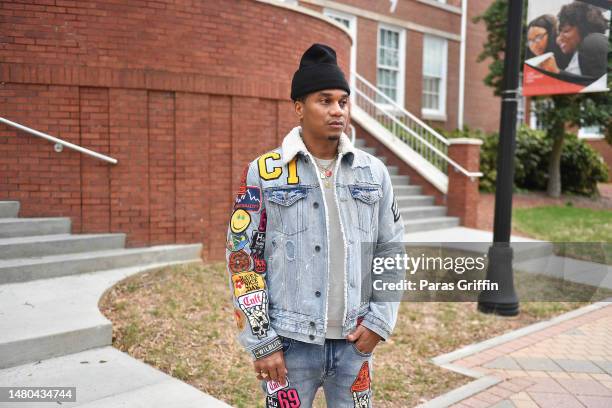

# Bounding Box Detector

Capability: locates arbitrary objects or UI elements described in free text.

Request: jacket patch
[227,232,249,252]
[232,272,265,297]
[230,209,251,233]
[250,231,266,258]
[258,208,268,231]
[253,256,267,273]
[287,157,300,184]
[258,152,283,180]
[234,186,262,212]
[237,165,249,196]
[228,250,252,274]
[391,195,400,223]
[239,290,270,339]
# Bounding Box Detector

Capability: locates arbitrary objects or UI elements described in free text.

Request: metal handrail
[0,117,118,164]
[355,72,449,146]
[353,81,482,179]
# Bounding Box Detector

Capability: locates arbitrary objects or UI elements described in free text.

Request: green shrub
[442,125,608,196]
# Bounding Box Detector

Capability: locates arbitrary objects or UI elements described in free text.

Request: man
[226,43,405,407]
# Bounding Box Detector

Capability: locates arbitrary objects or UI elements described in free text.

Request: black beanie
[291,43,350,101]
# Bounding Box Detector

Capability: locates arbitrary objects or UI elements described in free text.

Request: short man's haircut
[558,2,608,39]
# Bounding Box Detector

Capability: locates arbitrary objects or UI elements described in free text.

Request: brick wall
[0,0,351,261]
[586,139,612,182]
[300,0,461,129]
[464,0,501,132]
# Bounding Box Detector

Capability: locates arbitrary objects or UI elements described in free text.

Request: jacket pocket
[265,186,310,236]
[349,184,382,233]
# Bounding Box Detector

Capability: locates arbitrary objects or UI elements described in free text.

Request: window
[324,9,357,88]
[578,125,604,139]
[422,34,447,118]
[377,25,405,107]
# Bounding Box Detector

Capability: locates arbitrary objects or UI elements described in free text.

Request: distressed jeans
[261,337,373,408]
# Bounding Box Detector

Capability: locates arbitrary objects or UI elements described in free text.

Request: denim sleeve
[361,162,406,341]
[226,160,281,360]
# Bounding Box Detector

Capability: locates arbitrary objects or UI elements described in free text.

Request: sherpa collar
[280,126,356,165]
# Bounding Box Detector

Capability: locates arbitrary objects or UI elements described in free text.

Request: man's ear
[294,99,304,120]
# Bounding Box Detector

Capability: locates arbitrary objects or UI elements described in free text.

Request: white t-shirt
[313,156,345,339]
[565,52,581,75]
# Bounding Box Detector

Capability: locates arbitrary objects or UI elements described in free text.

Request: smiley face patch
[230,209,251,233]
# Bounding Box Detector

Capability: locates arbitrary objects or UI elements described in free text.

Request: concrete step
[393,185,423,196]
[0,201,19,218]
[0,217,71,238]
[0,346,230,407]
[400,206,447,219]
[360,146,377,155]
[0,233,127,260]
[396,194,435,207]
[0,244,202,284]
[404,216,460,232]
[390,174,411,186]
[0,253,202,369]
[354,138,366,147]
[386,165,399,175]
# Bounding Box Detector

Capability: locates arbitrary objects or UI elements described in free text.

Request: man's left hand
[346,325,383,354]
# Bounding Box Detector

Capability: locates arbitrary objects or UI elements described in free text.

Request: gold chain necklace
[313,156,337,188]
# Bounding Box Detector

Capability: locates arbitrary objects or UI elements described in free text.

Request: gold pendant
[324,179,331,188]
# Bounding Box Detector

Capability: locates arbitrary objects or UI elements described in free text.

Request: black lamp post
[477,0,524,316]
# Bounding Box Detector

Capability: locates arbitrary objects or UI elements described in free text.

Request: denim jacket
[226,126,406,360]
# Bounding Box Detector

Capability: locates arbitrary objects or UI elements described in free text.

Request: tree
[474,0,611,197]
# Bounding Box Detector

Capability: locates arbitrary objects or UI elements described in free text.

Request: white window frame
[323,8,357,91]
[376,23,406,112]
[421,34,448,120]
[578,126,605,140]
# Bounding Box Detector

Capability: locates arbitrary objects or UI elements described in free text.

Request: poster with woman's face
[522,0,610,96]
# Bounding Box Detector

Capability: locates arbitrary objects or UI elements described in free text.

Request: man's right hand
[254,350,287,384]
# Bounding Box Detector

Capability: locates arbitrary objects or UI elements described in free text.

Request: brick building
[0,0,500,261]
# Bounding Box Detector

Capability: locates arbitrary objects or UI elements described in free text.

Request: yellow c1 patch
[258,152,282,180]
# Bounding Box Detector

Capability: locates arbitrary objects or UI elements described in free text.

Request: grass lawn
[513,205,612,264]
[513,205,612,242]
[99,262,611,408]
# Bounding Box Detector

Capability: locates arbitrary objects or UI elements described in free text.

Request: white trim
[578,126,605,140]
[417,0,462,15]
[458,0,467,129]
[351,105,448,194]
[323,8,358,90]
[377,23,406,109]
[254,0,353,42]
[300,0,461,42]
[448,138,483,146]
[422,111,447,122]
[421,34,448,119]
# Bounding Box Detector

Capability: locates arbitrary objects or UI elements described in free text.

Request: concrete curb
[419,298,612,408]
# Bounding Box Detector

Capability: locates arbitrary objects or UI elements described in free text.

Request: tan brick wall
[464,0,501,132]
[0,0,351,261]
